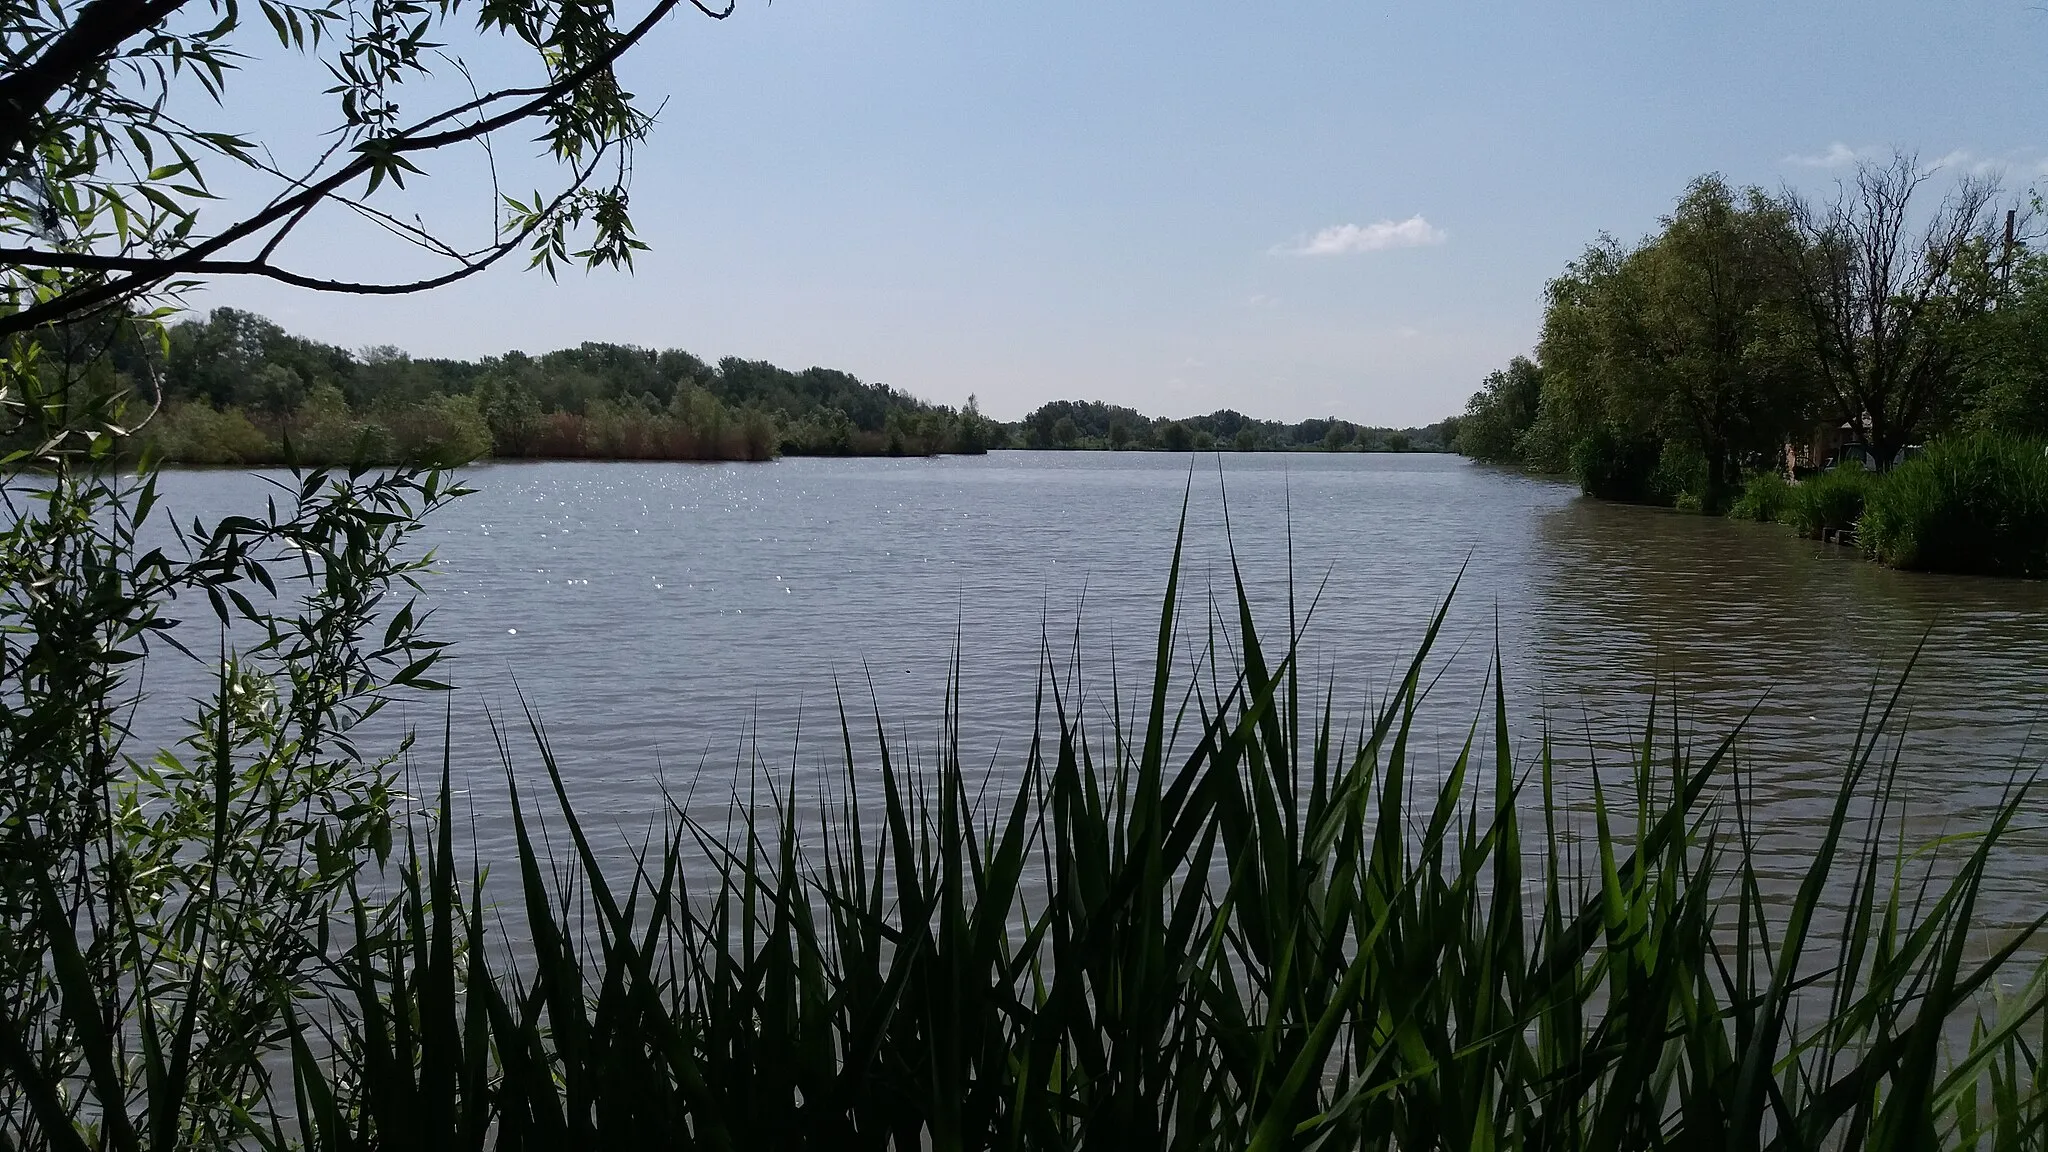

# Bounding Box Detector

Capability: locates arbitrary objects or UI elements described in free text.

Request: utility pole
[2003,208,2018,294]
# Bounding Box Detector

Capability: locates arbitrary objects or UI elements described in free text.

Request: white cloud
[1276,214,1446,257]
[1785,142,1865,168]
[1929,149,2017,177]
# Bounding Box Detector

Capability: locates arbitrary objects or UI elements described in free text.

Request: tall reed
[1859,434,2048,576]
[292,503,2048,1151]
[7,435,2045,1148]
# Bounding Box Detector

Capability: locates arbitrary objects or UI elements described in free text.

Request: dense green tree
[1515,178,1815,506]
[1960,248,2048,437]
[1015,400,1450,454]
[1454,356,1545,463]
[115,310,991,464]
[1627,176,1811,504]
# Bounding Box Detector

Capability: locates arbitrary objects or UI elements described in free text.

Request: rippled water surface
[150,452,2048,922]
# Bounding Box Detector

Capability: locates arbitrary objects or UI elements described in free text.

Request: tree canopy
[106,307,998,463]
[1455,157,2040,509]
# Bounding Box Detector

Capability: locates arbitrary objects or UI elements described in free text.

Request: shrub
[1787,466,1874,539]
[1569,427,1663,502]
[1860,433,2048,576]
[386,393,493,465]
[139,401,278,464]
[1729,471,1794,522]
[290,382,398,464]
[1650,440,1709,509]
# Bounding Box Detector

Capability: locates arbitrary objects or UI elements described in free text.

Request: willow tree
[1531,178,1811,506]
[1631,175,1810,503]
[0,0,732,349]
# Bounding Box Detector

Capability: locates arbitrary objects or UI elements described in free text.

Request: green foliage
[8,380,2048,1146]
[122,308,992,465]
[0,0,723,337]
[139,403,277,465]
[1570,427,1664,502]
[1473,166,2048,517]
[0,344,464,1148]
[1522,178,1813,504]
[1454,355,1544,462]
[1017,399,1452,453]
[1728,470,1794,522]
[1650,439,1712,510]
[1962,250,2048,439]
[1860,434,2048,576]
[1788,466,1876,538]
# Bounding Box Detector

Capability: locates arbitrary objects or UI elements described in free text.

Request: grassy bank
[1729,434,2048,577]
[5,441,2047,1148]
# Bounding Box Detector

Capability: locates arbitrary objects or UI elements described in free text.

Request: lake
[145,451,2048,927]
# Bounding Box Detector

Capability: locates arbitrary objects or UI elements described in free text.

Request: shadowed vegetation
[5,385,2048,1146]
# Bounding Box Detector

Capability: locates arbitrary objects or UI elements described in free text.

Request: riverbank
[1730,434,2048,578]
[1459,432,2048,579]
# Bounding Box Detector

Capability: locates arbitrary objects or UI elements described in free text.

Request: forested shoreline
[1451,157,2048,576]
[110,309,1452,466]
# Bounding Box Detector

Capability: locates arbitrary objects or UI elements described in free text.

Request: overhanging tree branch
[0,0,735,338]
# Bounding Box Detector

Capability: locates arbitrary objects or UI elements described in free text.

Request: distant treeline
[93,309,1446,466]
[118,309,997,465]
[1012,399,1454,454]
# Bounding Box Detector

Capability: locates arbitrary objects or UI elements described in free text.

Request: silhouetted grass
[1729,471,1795,522]
[281,511,2048,1150]
[1787,466,1877,540]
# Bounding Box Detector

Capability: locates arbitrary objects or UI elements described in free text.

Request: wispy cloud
[1784,142,1866,168]
[1929,149,2021,178]
[1275,214,1446,256]
[1783,143,2026,178]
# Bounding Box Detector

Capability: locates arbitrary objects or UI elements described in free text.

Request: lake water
[146,452,2048,928]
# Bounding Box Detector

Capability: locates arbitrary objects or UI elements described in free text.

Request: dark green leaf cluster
[1012,398,1452,454]
[1858,434,2048,576]
[0,351,466,1147]
[59,307,995,464]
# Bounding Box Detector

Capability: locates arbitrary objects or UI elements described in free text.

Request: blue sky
[203,0,2048,424]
